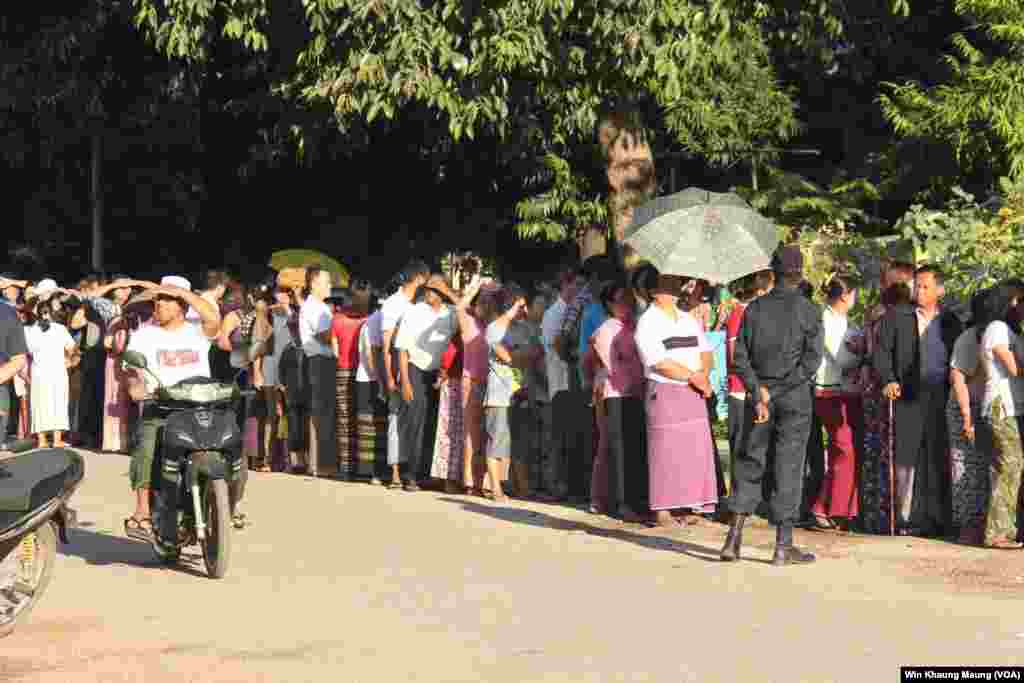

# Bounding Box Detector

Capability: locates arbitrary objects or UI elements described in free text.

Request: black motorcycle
[121,351,247,579]
[0,442,82,638]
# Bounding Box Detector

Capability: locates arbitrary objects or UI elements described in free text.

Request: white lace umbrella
[624,189,779,284]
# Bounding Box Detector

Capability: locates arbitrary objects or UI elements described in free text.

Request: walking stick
[845,404,861,537]
[888,398,896,537]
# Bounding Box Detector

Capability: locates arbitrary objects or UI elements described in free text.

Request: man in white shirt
[380,260,430,485]
[395,274,458,490]
[299,266,336,477]
[123,275,222,543]
[539,267,581,500]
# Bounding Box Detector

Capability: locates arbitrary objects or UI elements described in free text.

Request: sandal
[124,516,155,542]
[985,537,1023,550]
[387,480,403,490]
[812,514,836,530]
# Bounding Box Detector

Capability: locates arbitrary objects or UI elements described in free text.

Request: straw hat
[24,279,61,307]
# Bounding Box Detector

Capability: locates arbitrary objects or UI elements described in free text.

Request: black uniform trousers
[729,387,813,525]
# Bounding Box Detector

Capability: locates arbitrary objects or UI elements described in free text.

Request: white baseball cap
[160,275,192,290]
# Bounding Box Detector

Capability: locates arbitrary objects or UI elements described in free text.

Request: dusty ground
[4,450,1024,682]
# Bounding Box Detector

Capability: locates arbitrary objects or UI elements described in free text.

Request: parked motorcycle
[0,443,82,638]
[121,350,247,579]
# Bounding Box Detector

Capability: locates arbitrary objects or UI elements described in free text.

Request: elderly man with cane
[720,245,824,566]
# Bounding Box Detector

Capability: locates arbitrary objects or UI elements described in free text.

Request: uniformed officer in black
[721,245,824,566]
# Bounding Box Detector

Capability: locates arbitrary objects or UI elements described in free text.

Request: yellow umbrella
[269,249,349,287]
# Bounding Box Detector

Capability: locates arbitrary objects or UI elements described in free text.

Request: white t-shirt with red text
[127,321,213,394]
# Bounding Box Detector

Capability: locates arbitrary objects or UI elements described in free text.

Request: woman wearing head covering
[634,273,717,526]
[23,281,80,448]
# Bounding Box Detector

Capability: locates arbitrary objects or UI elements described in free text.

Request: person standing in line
[634,274,717,528]
[975,283,1024,549]
[194,269,233,383]
[355,298,388,484]
[430,331,465,493]
[24,285,80,448]
[874,265,963,537]
[857,262,915,534]
[808,276,865,531]
[482,285,538,501]
[590,281,645,521]
[724,271,774,497]
[722,246,823,566]
[329,285,368,480]
[540,267,582,500]
[70,272,113,448]
[0,274,26,443]
[380,261,431,488]
[947,290,992,545]
[454,274,493,496]
[101,278,156,453]
[298,267,337,478]
[395,274,458,491]
[523,290,552,495]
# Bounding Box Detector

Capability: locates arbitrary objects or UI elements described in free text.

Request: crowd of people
[0,245,1022,559]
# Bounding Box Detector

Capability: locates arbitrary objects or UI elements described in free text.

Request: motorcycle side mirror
[121,351,148,370]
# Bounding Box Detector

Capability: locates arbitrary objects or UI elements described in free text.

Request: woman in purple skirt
[634,274,717,527]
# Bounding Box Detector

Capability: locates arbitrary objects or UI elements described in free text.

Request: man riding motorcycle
[122,276,222,542]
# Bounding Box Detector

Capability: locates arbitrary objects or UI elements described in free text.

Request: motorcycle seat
[0,449,83,532]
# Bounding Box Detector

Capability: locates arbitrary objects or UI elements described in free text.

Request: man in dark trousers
[720,245,824,566]
[874,264,962,537]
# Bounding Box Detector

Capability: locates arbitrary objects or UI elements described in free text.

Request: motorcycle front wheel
[0,522,58,638]
[201,479,232,579]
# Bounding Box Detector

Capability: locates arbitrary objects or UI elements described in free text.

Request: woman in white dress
[24,292,80,448]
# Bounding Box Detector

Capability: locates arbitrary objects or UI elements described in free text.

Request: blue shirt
[578,302,607,357]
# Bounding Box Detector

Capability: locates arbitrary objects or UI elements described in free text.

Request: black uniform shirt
[0,303,27,364]
[733,285,824,402]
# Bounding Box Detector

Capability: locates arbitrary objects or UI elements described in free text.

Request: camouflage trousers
[978,398,1024,545]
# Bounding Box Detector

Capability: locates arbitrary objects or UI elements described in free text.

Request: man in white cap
[122,276,222,542]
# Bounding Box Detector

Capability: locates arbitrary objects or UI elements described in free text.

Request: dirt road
[4,451,1023,682]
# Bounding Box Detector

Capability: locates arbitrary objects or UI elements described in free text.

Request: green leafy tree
[133,1,799,156]
[881,0,1024,179]
[895,180,1024,302]
[736,166,883,233]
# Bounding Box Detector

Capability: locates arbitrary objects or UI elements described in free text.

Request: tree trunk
[598,110,656,269]
[90,132,103,271]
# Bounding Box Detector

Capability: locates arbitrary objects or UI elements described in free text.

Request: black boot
[771,524,815,566]
[720,513,747,562]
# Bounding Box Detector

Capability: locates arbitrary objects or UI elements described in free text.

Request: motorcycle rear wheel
[201,479,232,579]
[0,522,57,638]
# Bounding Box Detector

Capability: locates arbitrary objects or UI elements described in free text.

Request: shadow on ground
[59,527,208,577]
[437,496,732,564]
